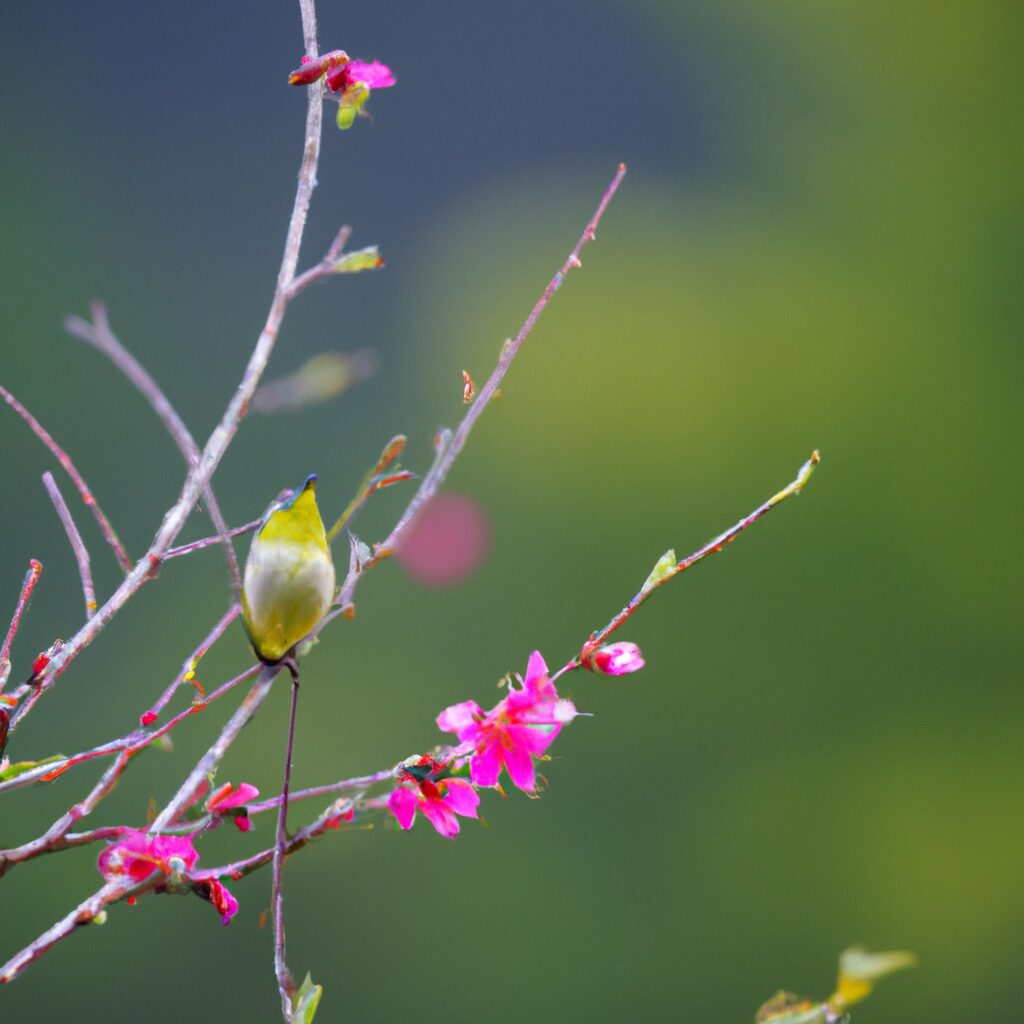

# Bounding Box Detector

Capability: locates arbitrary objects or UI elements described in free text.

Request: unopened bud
[583,642,645,676]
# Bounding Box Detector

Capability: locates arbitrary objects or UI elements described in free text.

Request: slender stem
[6,0,324,735]
[165,518,262,559]
[64,304,242,598]
[247,768,394,816]
[273,663,302,1017]
[283,224,353,301]
[0,753,129,878]
[332,165,627,617]
[149,665,279,832]
[0,882,128,984]
[0,560,42,692]
[577,450,821,662]
[41,472,96,619]
[148,604,243,717]
[0,384,132,573]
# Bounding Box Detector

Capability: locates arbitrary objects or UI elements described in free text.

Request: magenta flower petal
[347,60,396,89]
[207,879,239,925]
[420,798,460,839]
[388,787,418,830]
[502,740,537,792]
[524,650,548,686]
[442,778,480,818]
[470,740,503,787]
[436,700,482,736]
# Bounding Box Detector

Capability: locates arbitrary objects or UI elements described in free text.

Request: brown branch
[0,560,42,693]
[330,163,629,620]
[64,304,242,598]
[41,472,96,619]
[0,384,132,572]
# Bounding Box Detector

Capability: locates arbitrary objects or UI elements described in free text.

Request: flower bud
[583,642,645,676]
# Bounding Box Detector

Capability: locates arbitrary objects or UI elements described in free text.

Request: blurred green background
[2,2,1021,1021]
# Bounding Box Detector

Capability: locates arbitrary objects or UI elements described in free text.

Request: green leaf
[0,753,67,782]
[291,973,323,1024]
[334,246,384,274]
[640,549,676,597]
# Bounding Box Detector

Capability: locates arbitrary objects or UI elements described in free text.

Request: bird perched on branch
[241,474,336,664]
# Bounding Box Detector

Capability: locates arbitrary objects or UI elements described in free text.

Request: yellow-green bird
[241,474,336,664]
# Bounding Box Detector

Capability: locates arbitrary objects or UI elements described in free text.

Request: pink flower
[97,829,199,884]
[97,828,240,925]
[388,755,480,839]
[327,59,396,92]
[196,878,240,926]
[437,652,577,793]
[206,781,260,832]
[583,641,645,676]
[287,50,396,130]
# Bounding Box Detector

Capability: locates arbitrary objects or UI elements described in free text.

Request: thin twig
[65,305,242,597]
[0,560,42,692]
[0,384,132,573]
[575,450,821,664]
[147,604,243,718]
[283,224,353,301]
[6,0,325,735]
[149,666,280,833]
[165,518,262,559]
[246,769,395,816]
[0,662,259,798]
[41,472,96,619]
[0,881,129,984]
[331,164,628,617]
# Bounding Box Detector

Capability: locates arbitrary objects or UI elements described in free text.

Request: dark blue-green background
[2,3,1021,1021]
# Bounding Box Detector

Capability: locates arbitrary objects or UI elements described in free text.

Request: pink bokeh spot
[395,493,491,587]
[436,651,577,793]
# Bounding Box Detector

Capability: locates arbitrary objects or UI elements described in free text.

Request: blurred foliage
[1,2,1020,1022]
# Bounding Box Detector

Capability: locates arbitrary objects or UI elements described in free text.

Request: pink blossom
[287,50,396,128]
[583,641,645,676]
[206,781,260,832]
[198,878,240,926]
[436,652,577,793]
[328,59,396,92]
[388,755,480,839]
[97,829,199,884]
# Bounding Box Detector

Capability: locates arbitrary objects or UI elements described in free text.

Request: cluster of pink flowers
[389,645,643,839]
[96,778,260,924]
[288,49,396,129]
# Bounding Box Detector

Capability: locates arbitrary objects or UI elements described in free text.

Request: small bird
[241,474,336,664]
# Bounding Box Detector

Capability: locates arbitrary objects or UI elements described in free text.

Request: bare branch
[575,450,822,664]
[331,164,629,618]
[41,472,96,620]
[0,560,42,692]
[0,384,132,573]
[64,304,242,598]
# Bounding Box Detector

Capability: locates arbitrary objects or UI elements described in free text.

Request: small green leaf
[0,753,67,782]
[640,549,676,597]
[334,246,384,274]
[291,973,323,1024]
